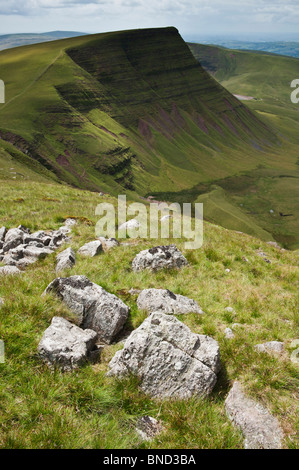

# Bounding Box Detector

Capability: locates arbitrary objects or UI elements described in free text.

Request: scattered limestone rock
[44,275,130,344]
[56,247,76,273]
[37,316,99,371]
[136,416,164,441]
[0,265,22,276]
[64,218,77,227]
[3,228,24,253]
[137,288,204,315]
[0,297,4,306]
[224,327,235,339]
[225,381,283,449]
[78,240,103,257]
[0,226,7,243]
[255,341,284,355]
[107,311,220,399]
[132,244,188,272]
[98,237,120,251]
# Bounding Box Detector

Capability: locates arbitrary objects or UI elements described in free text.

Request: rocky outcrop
[225,381,283,449]
[137,288,204,315]
[44,275,130,344]
[38,316,99,371]
[132,244,188,272]
[107,311,220,398]
[98,237,120,251]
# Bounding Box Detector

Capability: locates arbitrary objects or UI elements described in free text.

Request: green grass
[0,178,298,448]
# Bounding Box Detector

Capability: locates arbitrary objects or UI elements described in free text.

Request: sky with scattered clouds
[0,0,298,39]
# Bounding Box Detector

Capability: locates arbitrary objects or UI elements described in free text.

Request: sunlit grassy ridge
[0,178,298,448]
[0,27,298,248]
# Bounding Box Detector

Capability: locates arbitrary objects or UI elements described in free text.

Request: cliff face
[0,27,279,195]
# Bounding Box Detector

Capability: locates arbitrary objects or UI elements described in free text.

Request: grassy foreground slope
[185,43,299,249]
[0,178,298,449]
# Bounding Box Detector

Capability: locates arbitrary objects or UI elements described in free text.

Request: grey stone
[255,341,284,355]
[136,416,163,441]
[56,247,76,273]
[64,218,77,227]
[118,219,140,232]
[225,381,283,449]
[0,226,7,242]
[78,240,103,257]
[132,244,188,272]
[137,288,204,315]
[44,275,130,344]
[38,316,98,371]
[107,311,220,399]
[0,265,22,276]
[98,237,120,251]
[224,327,235,339]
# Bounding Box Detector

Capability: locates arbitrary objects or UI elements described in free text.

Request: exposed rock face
[38,316,98,371]
[132,245,188,272]
[44,275,130,344]
[56,247,76,273]
[77,240,103,257]
[136,416,163,441]
[107,312,220,399]
[137,288,204,315]
[255,341,284,355]
[225,381,283,449]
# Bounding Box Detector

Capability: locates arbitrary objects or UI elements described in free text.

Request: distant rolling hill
[0,31,87,51]
[0,27,298,247]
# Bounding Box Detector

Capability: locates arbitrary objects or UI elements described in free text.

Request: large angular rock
[107,312,220,399]
[38,316,98,371]
[77,240,103,257]
[137,288,204,315]
[44,275,129,344]
[132,244,188,272]
[225,381,283,449]
[55,247,76,273]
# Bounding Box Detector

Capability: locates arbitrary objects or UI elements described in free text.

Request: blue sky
[0,1,298,40]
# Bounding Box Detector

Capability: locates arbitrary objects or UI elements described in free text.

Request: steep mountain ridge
[0,27,279,198]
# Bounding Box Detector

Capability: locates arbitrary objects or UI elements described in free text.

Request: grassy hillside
[0,178,298,449]
[185,43,299,249]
